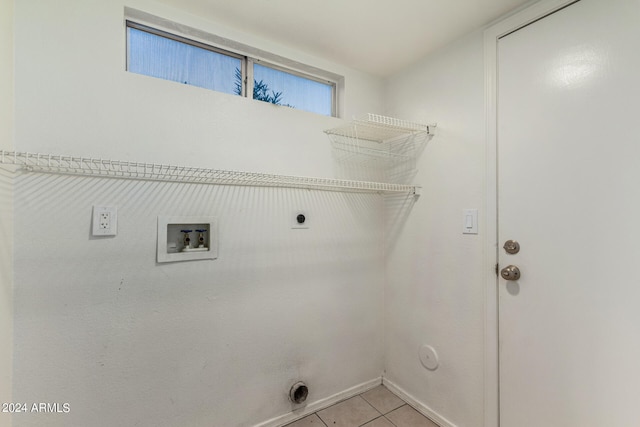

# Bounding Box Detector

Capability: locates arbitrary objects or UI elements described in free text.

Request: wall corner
[0,0,15,425]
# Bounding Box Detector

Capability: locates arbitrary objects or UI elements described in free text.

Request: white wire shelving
[324,113,436,185]
[0,151,420,196]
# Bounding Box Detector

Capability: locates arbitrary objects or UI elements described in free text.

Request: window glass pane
[127,27,241,95]
[253,64,333,116]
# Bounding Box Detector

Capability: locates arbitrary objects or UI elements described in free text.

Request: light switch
[463,209,478,234]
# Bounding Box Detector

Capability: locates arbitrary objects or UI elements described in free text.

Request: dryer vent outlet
[289,382,308,404]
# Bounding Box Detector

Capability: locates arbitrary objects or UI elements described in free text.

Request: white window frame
[125,12,340,117]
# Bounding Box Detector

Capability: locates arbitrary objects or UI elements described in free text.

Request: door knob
[500,265,521,281]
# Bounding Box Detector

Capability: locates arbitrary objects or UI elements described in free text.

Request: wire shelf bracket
[0,151,421,197]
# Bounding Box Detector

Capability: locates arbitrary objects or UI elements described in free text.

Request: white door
[498,1,640,425]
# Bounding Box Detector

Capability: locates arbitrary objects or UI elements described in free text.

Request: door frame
[483,1,579,425]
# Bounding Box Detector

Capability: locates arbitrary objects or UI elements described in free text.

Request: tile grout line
[383,413,400,427]
[357,414,384,427]
[360,393,382,415]
[378,404,407,427]
[359,413,404,427]
[356,388,403,427]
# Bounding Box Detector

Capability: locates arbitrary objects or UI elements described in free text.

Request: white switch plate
[463,208,478,234]
[92,205,118,236]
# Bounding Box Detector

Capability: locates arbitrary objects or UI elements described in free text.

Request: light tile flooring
[284,385,439,427]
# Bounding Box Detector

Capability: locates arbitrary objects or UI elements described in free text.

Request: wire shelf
[324,114,435,184]
[0,151,420,196]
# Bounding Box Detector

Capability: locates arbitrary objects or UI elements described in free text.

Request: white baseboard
[253,377,382,427]
[382,378,457,427]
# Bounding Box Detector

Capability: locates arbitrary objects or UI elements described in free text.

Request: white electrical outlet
[92,206,117,236]
[99,212,110,229]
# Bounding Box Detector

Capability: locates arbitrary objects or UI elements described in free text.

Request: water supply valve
[195,229,207,248]
[180,229,193,250]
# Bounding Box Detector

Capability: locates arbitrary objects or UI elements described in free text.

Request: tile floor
[284,385,439,427]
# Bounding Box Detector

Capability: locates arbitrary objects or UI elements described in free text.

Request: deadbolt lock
[500,265,521,281]
[503,240,520,254]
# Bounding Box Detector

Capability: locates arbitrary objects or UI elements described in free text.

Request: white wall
[383,32,487,427]
[0,0,14,426]
[14,0,383,169]
[14,178,385,427]
[12,1,385,426]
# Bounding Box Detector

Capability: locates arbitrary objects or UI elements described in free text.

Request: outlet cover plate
[92,206,117,236]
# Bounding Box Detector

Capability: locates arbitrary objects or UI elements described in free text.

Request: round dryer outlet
[419,344,439,371]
